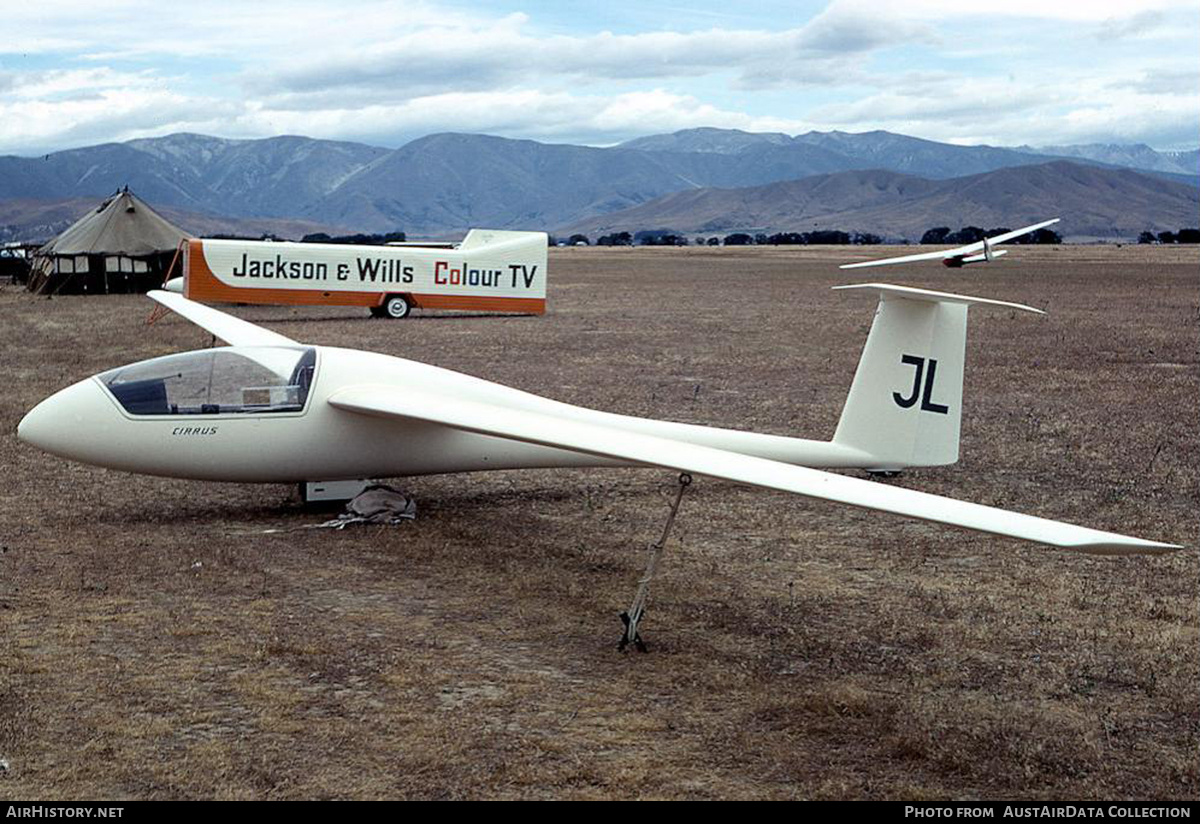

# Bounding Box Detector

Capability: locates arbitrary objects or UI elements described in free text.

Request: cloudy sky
[1,0,1196,156]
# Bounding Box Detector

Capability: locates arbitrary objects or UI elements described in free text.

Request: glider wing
[147,290,300,348]
[840,247,959,269]
[983,218,1062,246]
[840,218,1061,270]
[328,385,1179,556]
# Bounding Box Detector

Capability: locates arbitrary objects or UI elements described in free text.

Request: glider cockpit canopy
[99,346,316,416]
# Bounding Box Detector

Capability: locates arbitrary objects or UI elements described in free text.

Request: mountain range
[562,162,1200,240]
[0,128,1195,242]
[620,127,1199,177]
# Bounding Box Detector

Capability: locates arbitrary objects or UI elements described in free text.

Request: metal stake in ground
[619,472,692,653]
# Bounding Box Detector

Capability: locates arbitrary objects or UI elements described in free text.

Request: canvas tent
[28,188,191,295]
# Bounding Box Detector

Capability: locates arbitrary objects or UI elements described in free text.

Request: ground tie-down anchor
[619,472,692,653]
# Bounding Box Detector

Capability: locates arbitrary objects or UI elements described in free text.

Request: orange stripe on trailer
[409,294,545,313]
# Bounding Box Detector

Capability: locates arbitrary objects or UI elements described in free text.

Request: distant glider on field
[840,218,1061,270]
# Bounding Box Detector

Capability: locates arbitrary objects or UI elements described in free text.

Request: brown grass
[0,244,1196,799]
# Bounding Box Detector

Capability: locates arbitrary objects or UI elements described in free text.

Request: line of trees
[556,225,1072,247]
[920,226,1061,244]
[217,225,1200,250]
[554,229,888,247]
[1138,228,1200,244]
[300,231,408,244]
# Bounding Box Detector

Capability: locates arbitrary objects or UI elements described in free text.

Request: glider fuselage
[18,346,871,483]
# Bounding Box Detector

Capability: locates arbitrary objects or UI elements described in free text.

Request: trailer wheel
[382,295,411,319]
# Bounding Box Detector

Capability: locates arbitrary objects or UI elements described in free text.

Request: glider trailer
[167,229,548,319]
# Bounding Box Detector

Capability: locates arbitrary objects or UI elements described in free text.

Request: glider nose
[18,378,113,459]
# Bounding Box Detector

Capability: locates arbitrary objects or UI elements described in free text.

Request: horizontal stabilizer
[961,249,1008,264]
[832,283,1043,314]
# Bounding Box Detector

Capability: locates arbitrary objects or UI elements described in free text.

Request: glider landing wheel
[381,294,411,319]
[618,472,692,654]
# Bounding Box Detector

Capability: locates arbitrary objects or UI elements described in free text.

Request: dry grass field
[0,244,1196,800]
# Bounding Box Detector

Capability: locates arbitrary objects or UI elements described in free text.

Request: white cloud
[809,73,1200,149]
[0,0,1194,153]
[228,88,816,148]
[812,76,1068,126]
[260,12,920,102]
[0,1,482,60]
[1111,68,1200,95]
[867,0,1192,22]
[1,89,241,154]
[6,67,159,100]
[1094,10,1172,40]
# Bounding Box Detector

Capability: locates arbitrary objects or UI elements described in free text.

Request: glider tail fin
[831,284,1043,471]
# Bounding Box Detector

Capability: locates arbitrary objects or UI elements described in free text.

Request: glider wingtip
[1070,539,1184,556]
[147,288,182,303]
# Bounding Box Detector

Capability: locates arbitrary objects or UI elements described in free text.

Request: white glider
[18,285,1177,558]
[840,218,1061,270]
